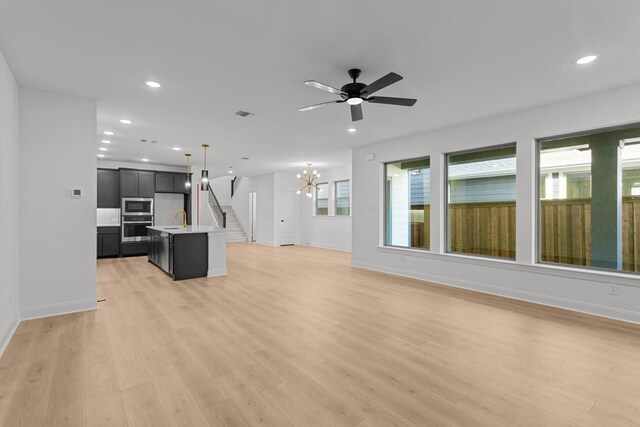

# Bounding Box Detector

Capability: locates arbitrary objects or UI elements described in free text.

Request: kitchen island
[147,225,227,280]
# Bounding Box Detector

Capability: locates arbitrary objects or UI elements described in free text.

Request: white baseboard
[20,298,98,321]
[301,242,352,252]
[351,260,640,325]
[207,268,228,277]
[0,318,19,358]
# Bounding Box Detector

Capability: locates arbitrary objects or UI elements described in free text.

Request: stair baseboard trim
[20,298,98,321]
[0,317,20,358]
[207,268,228,277]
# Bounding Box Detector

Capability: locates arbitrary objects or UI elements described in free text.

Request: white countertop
[147,225,226,235]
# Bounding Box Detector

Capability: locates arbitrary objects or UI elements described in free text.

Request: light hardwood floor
[1,244,640,426]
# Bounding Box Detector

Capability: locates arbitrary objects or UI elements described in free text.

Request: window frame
[315,182,329,216]
[383,156,431,251]
[334,179,351,216]
[535,122,640,274]
[444,142,517,260]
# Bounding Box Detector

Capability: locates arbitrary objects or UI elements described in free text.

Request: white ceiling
[1,1,640,178]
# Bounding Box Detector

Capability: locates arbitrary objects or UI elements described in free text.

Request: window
[315,183,328,215]
[447,145,516,259]
[335,180,350,216]
[385,158,430,249]
[539,125,640,273]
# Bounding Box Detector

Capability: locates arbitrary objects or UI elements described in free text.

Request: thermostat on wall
[71,188,85,198]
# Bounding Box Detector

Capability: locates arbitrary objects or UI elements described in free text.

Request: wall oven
[122,197,154,216]
[122,215,153,242]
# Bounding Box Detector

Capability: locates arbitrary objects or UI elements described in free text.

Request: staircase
[220,205,248,243]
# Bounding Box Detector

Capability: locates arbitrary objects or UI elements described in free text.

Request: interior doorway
[249,192,257,242]
[279,190,295,246]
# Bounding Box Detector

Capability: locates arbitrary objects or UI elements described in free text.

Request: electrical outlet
[608,284,619,296]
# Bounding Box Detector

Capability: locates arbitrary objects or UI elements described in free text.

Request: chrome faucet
[175,209,188,228]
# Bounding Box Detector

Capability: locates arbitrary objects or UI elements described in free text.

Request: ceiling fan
[298,68,417,121]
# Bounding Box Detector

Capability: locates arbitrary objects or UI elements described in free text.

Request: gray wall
[352,81,640,325]
[0,48,19,355]
[19,88,97,319]
[154,193,185,226]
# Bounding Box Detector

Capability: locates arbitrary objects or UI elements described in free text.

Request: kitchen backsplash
[97,208,121,227]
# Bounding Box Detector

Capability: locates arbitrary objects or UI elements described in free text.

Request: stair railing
[231,176,239,198]
[208,186,227,228]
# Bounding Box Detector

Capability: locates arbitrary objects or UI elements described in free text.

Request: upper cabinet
[97,169,119,208]
[138,171,155,197]
[155,172,191,194]
[120,170,156,198]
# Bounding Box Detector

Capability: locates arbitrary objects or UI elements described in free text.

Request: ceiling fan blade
[367,96,417,107]
[304,80,346,96]
[360,72,403,96]
[350,104,363,121]
[298,100,342,112]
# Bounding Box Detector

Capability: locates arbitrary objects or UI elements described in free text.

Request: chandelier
[296,163,322,198]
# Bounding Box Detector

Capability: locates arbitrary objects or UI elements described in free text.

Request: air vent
[241,157,250,160]
[234,110,253,117]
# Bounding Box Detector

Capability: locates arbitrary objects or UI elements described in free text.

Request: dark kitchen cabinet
[97,227,120,258]
[138,171,155,197]
[121,241,148,256]
[174,173,191,194]
[155,173,174,193]
[97,169,119,208]
[148,229,207,280]
[120,170,139,197]
[155,172,191,194]
[120,170,156,198]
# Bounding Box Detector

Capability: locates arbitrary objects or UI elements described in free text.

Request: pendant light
[184,153,192,190]
[296,163,321,198]
[201,144,209,191]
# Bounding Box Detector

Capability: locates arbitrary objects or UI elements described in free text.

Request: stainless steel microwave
[122,197,153,215]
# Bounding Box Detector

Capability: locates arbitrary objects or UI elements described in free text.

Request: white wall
[229,174,279,245]
[0,49,20,355]
[299,166,352,251]
[154,193,185,226]
[19,89,97,319]
[210,175,233,206]
[274,172,301,246]
[352,82,640,325]
[248,173,275,245]
[231,177,250,233]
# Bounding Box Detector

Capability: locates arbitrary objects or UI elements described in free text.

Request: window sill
[377,245,640,288]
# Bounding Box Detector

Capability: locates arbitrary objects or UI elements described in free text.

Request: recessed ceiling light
[347,128,357,133]
[101,140,111,144]
[576,55,597,65]
[97,154,105,158]
[103,131,114,136]
[120,119,132,124]
[99,147,108,151]
[172,147,181,151]
[141,158,149,162]
[228,170,233,174]
[145,81,161,88]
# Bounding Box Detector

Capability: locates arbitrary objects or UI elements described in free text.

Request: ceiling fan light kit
[299,68,417,121]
